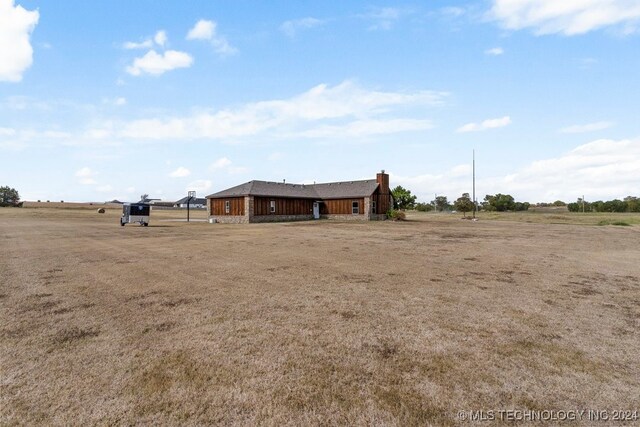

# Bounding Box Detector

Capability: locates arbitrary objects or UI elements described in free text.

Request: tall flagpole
[472,149,476,219]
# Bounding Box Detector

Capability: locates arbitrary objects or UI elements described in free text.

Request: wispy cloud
[485,47,504,55]
[280,17,324,37]
[123,30,167,50]
[0,0,39,82]
[186,19,237,55]
[560,121,613,134]
[209,157,248,175]
[392,138,640,202]
[360,7,405,30]
[168,166,191,178]
[488,0,640,35]
[186,179,212,194]
[75,167,97,185]
[119,81,447,141]
[126,50,193,76]
[457,116,511,133]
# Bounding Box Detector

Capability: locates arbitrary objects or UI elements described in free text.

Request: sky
[1,0,639,204]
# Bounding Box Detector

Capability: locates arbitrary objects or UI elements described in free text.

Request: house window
[352,201,359,214]
[270,200,276,213]
[372,200,377,213]
[225,200,230,214]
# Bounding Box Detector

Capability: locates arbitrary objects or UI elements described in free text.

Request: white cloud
[125,186,136,194]
[209,157,248,175]
[394,138,640,203]
[496,138,640,201]
[0,127,16,136]
[154,30,167,47]
[115,97,127,106]
[210,157,232,169]
[457,116,511,133]
[560,121,613,133]
[361,7,404,30]
[120,81,446,141]
[280,17,324,37]
[186,179,212,194]
[186,19,237,55]
[75,167,97,185]
[123,39,153,50]
[96,185,113,193]
[485,47,504,55]
[169,166,191,177]
[0,0,39,82]
[489,0,640,35]
[126,49,193,76]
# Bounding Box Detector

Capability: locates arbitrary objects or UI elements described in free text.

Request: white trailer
[120,203,150,226]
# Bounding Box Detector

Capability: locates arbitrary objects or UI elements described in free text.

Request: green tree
[454,193,474,217]
[484,193,516,211]
[391,185,417,210]
[433,196,450,212]
[415,202,434,212]
[0,186,20,207]
[624,196,640,212]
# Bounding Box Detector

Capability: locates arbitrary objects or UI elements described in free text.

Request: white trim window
[270,200,276,213]
[225,200,230,214]
[352,200,359,214]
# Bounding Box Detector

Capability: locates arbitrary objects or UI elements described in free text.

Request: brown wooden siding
[254,197,314,215]
[321,198,365,215]
[371,190,392,214]
[210,197,244,216]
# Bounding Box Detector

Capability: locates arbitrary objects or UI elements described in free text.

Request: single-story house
[174,196,207,209]
[206,171,392,223]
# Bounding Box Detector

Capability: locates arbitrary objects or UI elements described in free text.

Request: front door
[313,202,320,219]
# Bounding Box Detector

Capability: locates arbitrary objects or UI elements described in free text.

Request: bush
[387,209,406,221]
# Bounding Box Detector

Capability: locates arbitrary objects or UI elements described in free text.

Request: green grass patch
[598,220,631,226]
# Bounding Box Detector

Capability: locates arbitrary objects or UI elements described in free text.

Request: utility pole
[187,190,196,222]
[582,195,585,213]
[472,149,476,219]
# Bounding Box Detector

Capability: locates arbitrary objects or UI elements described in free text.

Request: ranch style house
[206,171,392,223]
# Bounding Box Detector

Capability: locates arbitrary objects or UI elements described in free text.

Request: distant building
[206,171,392,223]
[174,196,206,209]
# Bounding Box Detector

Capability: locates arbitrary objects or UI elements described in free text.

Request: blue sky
[1,0,639,203]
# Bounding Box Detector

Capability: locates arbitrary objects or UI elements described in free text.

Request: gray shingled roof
[206,179,379,199]
[174,196,206,205]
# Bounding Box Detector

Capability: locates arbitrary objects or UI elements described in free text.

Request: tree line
[392,186,530,214]
[567,197,640,213]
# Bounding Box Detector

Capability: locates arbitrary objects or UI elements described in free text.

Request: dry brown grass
[1,207,638,425]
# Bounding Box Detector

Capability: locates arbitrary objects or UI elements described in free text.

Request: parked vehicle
[120,203,150,226]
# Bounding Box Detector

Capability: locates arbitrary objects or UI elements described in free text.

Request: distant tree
[0,186,20,207]
[433,196,450,212]
[454,193,474,217]
[602,199,627,213]
[568,198,591,212]
[514,202,531,211]
[415,202,434,212]
[624,196,640,212]
[484,194,516,212]
[391,186,417,210]
[552,200,566,206]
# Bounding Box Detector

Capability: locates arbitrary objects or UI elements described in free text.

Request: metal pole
[473,149,476,219]
[187,198,190,222]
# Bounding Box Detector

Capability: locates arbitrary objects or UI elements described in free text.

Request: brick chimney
[376,170,389,195]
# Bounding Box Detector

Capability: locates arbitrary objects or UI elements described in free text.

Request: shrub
[387,209,406,221]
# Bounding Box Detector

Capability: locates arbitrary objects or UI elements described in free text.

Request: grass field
[1,207,639,425]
